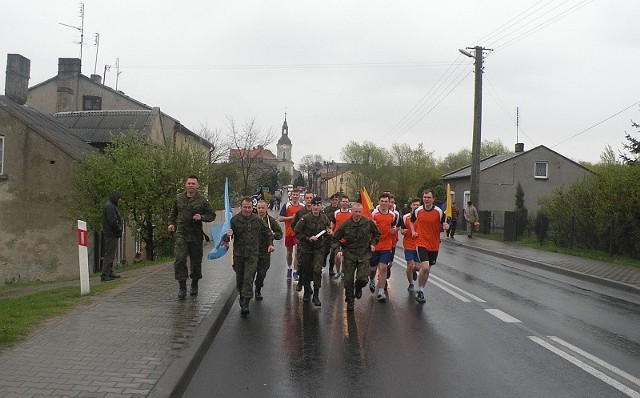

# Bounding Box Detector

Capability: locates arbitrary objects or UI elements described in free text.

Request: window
[83,95,102,110]
[0,135,4,175]
[534,161,548,179]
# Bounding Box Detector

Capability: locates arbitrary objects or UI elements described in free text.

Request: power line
[550,100,640,149]
[124,61,456,70]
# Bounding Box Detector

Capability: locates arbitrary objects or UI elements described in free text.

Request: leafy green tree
[621,120,639,165]
[293,174,305,189]
[278,170,292,186]
[340,141,392,196]
[389,143,440,204]
[439,139,508,173]
[540,163,640,258]
[533,212,550,245]
[600,144,619,165]
[70,133,210,260]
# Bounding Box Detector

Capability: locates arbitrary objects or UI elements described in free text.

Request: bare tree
[298,154,325,192]
[226,117,276,195]
[196,122,228,164]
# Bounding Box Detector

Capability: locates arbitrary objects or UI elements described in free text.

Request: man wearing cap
[294,197,333,306]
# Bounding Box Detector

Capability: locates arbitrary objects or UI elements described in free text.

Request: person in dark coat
[102,190,123,281]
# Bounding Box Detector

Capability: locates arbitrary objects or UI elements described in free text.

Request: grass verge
[0,257,170,352]
[477,233,640,269]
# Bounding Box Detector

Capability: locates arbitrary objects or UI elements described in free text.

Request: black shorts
[416,247,438,266]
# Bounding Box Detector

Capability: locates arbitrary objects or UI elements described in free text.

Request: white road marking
[429,280,472,302]
[549,336,640,387]
[393,255,486,303]
[529,336,640,398]
[485,309,521,323]
[431,275,486,302]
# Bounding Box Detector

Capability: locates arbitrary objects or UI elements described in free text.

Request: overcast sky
[2,1,639,166]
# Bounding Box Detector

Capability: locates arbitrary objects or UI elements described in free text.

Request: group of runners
[276,188,449,310]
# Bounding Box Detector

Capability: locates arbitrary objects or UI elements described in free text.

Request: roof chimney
[57,58,82,112]
[90,74,102,84]
[5,54,30,105]
[515,143,524,153]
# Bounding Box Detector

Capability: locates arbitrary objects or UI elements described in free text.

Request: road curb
[450,240,640,294]
[149,275,238,398]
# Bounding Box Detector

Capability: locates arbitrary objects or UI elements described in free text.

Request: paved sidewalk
[442,235,640,292]
[1,234,638,398]
[0,242,236,398]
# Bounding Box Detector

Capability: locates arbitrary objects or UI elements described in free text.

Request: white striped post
[77,220,90,295]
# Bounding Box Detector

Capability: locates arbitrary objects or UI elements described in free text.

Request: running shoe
[407,284,414,292]
[412,270,418,281]
[369,280,375,293]
[286,269,292,281]
[377,292,387,302]
[293,271,300,281]
[416,291,426,303]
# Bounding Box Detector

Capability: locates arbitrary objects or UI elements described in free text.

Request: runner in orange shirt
[278,189,303,281]
[369,193,397,302]
[410,189,449,304]
[401,198,421,292]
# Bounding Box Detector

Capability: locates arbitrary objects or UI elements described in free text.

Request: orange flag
[359,187,373,218]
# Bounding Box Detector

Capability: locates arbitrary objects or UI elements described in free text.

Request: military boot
[190,280,199,296]
[178,280,187,300]
[346,299,355,312]
[255,286,263,301]
[312,288,321,307]
[303,285,312,302]
[240,297,250,315]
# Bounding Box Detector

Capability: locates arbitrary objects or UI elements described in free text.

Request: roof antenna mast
[59,3,85,68]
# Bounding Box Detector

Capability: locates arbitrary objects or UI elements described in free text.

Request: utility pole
[459,46,491,207]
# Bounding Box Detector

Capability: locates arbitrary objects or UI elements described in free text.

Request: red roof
[229,146,277,161]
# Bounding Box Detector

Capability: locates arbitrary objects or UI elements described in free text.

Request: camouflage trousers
[233,255,258,299]
[298,248,324,289]
[255,254,271,289]
[174,239,203,281]
[342,254,371,301]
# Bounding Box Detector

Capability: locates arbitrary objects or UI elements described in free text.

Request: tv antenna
[59,3,85,65]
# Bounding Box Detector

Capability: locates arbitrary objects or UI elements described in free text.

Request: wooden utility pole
[460,46,491,206]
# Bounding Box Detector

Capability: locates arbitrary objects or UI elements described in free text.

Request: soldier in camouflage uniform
[323,194,339,276]
[333,203,380,311]
[226,197,274,315]
[291,191,314,291]
[168,175,216,300]
[294,197,333,306]
[255,200,283,301]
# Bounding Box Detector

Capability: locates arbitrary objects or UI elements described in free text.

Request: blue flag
[208,177,232,260]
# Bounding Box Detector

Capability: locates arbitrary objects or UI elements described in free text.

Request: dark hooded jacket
[103,191,123,238]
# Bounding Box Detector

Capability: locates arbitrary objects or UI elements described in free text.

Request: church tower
[276,113,294,176]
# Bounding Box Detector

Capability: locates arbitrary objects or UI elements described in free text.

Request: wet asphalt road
[184,235,640,397]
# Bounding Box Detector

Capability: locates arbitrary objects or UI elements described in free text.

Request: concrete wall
[446,147,592,231]
[0,110,86,283]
